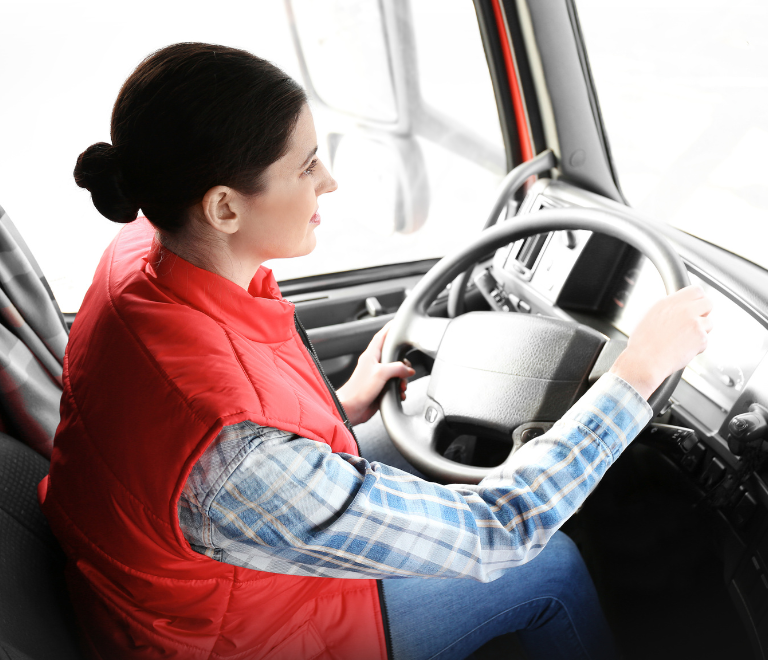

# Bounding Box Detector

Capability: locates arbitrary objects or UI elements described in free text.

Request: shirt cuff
[557,372,653,461]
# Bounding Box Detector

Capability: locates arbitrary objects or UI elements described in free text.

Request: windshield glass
[0,0,504,312]
[577,0,768,269]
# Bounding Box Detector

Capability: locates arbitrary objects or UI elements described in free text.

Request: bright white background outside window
[0,1,300,312]
[0,0,504,312]
[577,0,768,268]
[11,1,760,314]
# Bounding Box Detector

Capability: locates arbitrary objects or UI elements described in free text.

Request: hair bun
[74,142,140,223]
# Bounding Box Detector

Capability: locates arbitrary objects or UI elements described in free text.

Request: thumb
[379,361,415,381]
[367,321,393,361]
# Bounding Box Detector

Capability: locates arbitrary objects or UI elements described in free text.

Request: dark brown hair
[73,43,307,233]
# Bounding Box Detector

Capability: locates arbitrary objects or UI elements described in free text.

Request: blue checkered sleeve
[178,372,651,582]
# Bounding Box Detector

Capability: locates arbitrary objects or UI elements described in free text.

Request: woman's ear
[200,186,241,235]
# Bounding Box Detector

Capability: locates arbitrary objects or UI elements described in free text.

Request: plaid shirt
[178,373,651,582]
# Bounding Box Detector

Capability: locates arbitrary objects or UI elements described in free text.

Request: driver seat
[0,205,81,658]
[0,432,83,659]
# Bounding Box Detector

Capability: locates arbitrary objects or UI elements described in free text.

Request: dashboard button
[681,443,705,472]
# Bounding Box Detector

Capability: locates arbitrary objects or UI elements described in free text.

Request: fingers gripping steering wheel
[380,207,689,484]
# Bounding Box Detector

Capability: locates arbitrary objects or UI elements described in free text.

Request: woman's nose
[317,160,338,195]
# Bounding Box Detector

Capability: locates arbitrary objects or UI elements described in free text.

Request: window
[0,0,505,312]
[248,0,507,284]
[577,0,768,269]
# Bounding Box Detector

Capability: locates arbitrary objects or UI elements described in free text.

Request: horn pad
[427,312,607,434]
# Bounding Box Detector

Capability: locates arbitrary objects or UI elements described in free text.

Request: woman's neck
[157,226,258,291]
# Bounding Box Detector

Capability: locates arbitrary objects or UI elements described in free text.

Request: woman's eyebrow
[299,146,318,169]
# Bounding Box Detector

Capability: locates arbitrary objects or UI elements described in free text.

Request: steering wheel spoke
[402,314,450,359]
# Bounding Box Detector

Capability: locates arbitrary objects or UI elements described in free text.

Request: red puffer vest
[39,219,389,660]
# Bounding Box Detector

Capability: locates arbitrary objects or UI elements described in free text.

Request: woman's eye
[304,158,318,176]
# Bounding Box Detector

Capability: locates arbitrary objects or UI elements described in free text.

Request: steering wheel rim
[380,206,689,484]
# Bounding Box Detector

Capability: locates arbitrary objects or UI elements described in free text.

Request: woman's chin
[265,232,318,261]
[292,233,318,258]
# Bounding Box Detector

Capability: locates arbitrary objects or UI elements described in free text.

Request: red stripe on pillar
[490,0,534,162]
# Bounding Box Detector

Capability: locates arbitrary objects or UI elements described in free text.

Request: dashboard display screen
[612,259,768,412]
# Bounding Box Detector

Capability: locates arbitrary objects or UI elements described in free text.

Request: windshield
[577,0,768,269]
[0,0,504,312]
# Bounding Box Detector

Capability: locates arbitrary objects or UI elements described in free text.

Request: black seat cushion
[0,642,33,660]
[0,433,82,659]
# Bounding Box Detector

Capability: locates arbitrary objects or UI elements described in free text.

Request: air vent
[515,233,549,271]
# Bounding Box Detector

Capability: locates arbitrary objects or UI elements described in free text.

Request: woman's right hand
[609,285,714,400]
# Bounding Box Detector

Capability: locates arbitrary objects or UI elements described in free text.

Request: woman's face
[234,104,337,264]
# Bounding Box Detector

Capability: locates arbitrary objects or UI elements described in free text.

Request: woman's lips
[309,211,321,225]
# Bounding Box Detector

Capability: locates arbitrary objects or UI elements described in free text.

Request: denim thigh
[381,531,617,660]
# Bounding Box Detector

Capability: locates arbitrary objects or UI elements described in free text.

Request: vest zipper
[295,311,392,659]
[294,312,361,454]
[377,580,395,660]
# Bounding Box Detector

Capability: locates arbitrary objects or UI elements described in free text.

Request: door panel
[295,273,422,387]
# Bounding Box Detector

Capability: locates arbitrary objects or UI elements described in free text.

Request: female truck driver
[39,43,713,660]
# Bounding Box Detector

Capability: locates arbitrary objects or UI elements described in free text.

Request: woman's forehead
[278,105,317,170]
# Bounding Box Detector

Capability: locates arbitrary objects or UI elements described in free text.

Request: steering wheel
[380,206,689,484]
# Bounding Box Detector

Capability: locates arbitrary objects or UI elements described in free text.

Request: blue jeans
[354,400,618,660]
[381,532,616,660]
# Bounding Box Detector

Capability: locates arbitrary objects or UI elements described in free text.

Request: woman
[40,43,713,660]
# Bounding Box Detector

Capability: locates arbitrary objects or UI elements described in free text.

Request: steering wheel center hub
[428,312,607,434]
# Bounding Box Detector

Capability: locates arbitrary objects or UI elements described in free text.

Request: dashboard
[482,179,768,658]
[483,178,768,472]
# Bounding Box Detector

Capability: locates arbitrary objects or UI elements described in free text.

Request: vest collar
[143,234,296,344]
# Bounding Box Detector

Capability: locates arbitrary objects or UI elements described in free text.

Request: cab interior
[0,1,766,659]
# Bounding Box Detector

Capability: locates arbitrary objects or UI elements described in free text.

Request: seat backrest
[0,433,82,659]
[0,205,69,460]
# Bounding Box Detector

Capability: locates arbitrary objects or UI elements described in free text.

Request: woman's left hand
[337,322,416,426]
